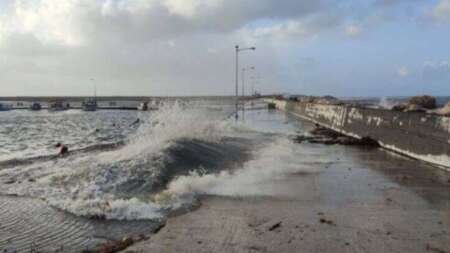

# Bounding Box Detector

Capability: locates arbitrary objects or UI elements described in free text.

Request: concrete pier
[269,99,450,169]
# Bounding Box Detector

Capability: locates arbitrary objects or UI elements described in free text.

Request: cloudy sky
[0,0,449,97]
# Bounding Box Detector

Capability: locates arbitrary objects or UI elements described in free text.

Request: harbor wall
[270,99,450,169]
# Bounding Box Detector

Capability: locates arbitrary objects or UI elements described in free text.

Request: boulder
[430,102,450,116]
[300,96,316,103]
[391,96,436,113]
[404,104,427,113]
[408,95,436,109]
[315,96,342,105]
[391,104,407,112]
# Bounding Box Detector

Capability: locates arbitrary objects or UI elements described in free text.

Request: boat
[0,103,12,111]
[48,101,69,111]
[82,85,98,111]
[82,99,97,111]
[137,102,149,111]
[30,102,42,111]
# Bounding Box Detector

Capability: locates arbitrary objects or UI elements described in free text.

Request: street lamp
[235,45,255,119]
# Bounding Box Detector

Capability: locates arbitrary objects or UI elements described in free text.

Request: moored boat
[30,102,42,111]
[137,102,149,111]
[82,99,97,111]
[0,103,12,111]
[48,101,69,111]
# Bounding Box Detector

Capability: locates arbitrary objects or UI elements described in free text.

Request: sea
[0,99,311,252]
[0,97,447,252]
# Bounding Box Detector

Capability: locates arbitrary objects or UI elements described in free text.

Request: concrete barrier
[269,99,450,169]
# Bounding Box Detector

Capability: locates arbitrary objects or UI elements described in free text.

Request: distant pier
[268,98,450,169]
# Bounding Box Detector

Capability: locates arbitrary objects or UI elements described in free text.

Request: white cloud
[0,0,446,96]
[345,24,362,37]
[397,66,410,77]
[244,14,341,41]
[251,21,309,38]
[432,0,450,23]
[164,0,223,18]
[4,0,91,46]
[167,40,176,48]
[207,47,218,54]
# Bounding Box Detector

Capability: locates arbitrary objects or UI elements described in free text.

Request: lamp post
[235,45,255,119]
[251,76,255,97]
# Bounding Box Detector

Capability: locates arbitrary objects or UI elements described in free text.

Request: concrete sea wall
[270,99,450,169]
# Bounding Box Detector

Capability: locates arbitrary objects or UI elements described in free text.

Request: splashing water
[164,137,326,198]
[0,101,318,221]
[379,96,395,109]
[0,101,242,220]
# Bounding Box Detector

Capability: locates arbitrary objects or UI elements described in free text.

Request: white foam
[48,197,164,220]
[0,102,325,220]
[97,101,234,162]
[166,137,325,197]
[0,101,238,220]
[379,96,395,109]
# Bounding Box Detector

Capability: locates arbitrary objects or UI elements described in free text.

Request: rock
[298,95,342,105]
[404,104,427,113]
[266,221,282,231]
[336,136,357,145]
[94,237,134,253]
[392,96,437,113]
[426,243,446,253]
[303,126,379,147]
[408,95,436,109]
[293,135,315,143]
[430,102,450,116]
[4,179,15,184]
[300,96,316,103]
[392,104,407,112]
[267,102,276,110]
[316,96,342,105]
[310,127,341,138]
[319,218,335,226]
[358,137,380,147]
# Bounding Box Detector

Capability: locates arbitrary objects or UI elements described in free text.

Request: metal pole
[235,45,239,120]
[242,68,246,121]
[251,76,254,97]
[242,68,245,98]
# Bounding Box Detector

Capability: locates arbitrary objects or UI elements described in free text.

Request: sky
[0,0,449,97]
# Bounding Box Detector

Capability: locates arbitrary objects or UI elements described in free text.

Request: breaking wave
[0,102,252,220]
[164,137,322,197]
[0,101,316,221]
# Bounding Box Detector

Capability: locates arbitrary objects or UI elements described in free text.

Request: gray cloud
[0,0,448,96]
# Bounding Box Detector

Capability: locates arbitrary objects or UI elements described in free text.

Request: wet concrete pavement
[124,143,450,253]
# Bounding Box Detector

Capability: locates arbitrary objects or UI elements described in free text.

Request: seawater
[1,98,419,252]
[0,100,313,252]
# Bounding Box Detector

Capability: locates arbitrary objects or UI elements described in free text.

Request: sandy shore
[123,146,450,253]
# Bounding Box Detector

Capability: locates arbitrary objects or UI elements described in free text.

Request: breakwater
[269,99,450,169]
